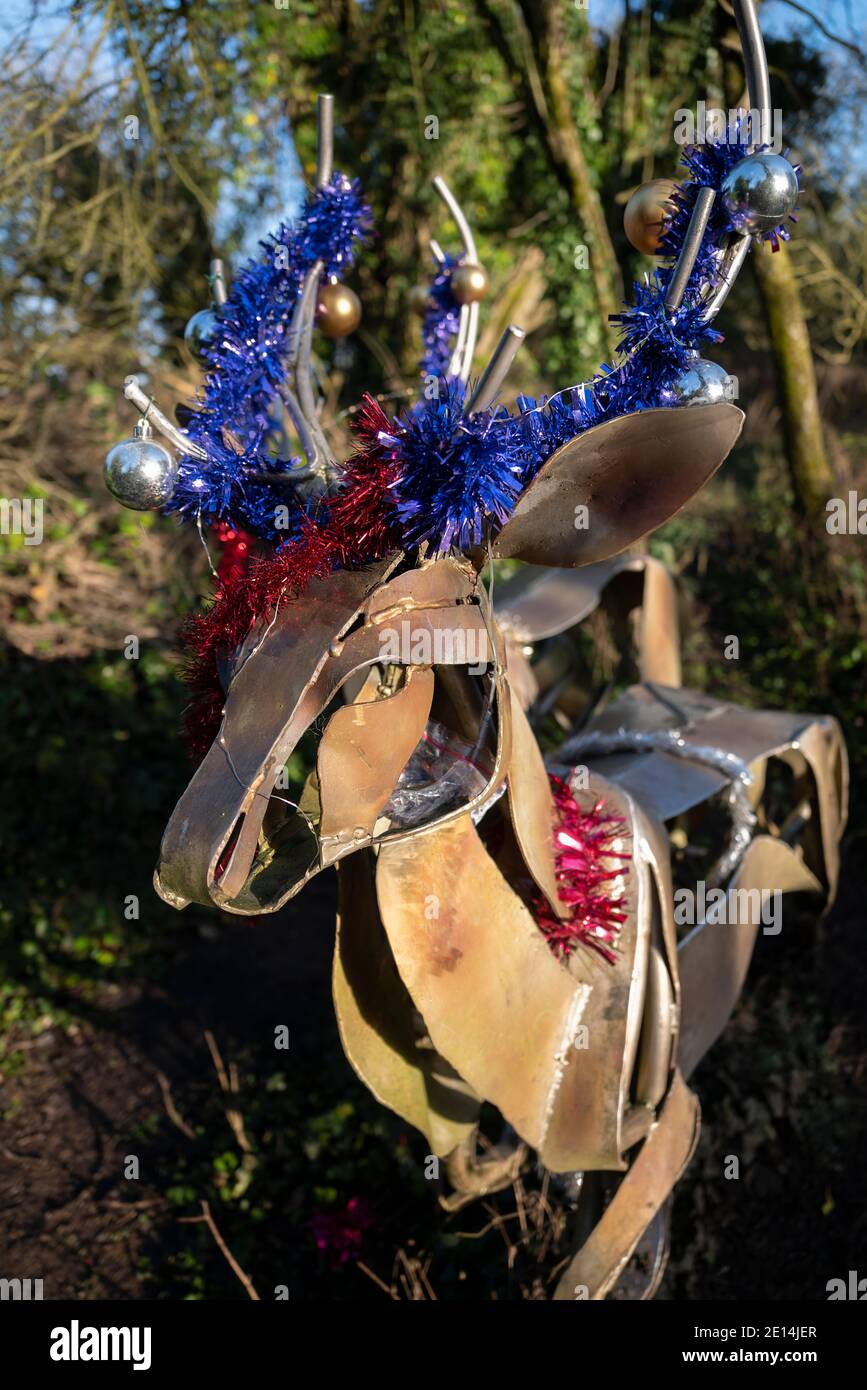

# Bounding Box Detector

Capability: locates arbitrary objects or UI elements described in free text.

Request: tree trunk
[751,235,834,519]
[720,0,834,520]
[533,0,623,354]
[479,0,623,356]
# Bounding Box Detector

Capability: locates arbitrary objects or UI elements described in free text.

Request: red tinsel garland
[213,521,253,589]
[534,775,631,964]
[182,397,401,759]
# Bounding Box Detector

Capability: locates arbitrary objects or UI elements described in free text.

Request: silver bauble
[720,152,799,236]
[184,306,219,362]
[660,354,734,408]
[104,419,177,510]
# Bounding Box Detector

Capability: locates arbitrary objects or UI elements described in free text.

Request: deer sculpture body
[153,510,846,1300]
[106,0,847,1298]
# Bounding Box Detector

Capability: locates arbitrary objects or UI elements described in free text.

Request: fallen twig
[179,1200,260,1301]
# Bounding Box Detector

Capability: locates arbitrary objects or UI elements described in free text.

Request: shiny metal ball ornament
[450,262,489,305]
[720,152,799,236]
[316,281,362,338]
[659,353,734,408]
[409,284,432,317]
[623,179,678,255]
[184,307,219,363]
[103,418,177,510]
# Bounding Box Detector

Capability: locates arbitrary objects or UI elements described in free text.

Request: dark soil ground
[2,836,865,1302]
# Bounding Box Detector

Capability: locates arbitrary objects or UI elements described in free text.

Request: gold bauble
[451,262,489,305]
[316,281,362,338]
[623,179,678,255]
[409,284,432,317]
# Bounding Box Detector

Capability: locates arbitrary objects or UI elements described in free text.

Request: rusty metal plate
[634,944,675,1110]
[495,560,626,642]
[154,555,401,911]
[491,404,744,567]
[496,555,681,686]
[364,554,479,620]
[154,550,512,914]
[578,686,847,883]
[318,667,434,866]
[552,1070,700,1300]
[210,599,502,911]
[334,851,480,1157]
[637,558,681,687]
[375,771,654,1173]
[506,684,566,919]
[677,836,821,1079]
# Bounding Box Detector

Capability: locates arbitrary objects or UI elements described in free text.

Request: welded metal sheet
[492,404,744,566]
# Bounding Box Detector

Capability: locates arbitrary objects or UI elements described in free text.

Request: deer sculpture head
[152,400,743,917]
[106,1,846,1298]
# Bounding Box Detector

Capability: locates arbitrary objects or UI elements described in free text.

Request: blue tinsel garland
[420,251,462,379]
[394,132,798,549]
[381,378,525,551]
[167,174,371,539]
[166,132,797,558]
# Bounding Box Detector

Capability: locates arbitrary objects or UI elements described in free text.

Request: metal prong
[734,0,771,125]
[433,176,478,262]
[429,239,446,265]
[448,305,471,380]
[296,298,336,479]
[466,325,525,414]
[462,302,482,381]
[665,187,715,314]
[210,258,228,306]
[433,176,482,381]
[316,94,334,188]
[702,0,771,322]
[284,260,334,485]
[123,376,208,460]
[278,382,317,470]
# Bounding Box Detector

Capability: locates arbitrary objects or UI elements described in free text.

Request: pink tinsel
[534,774,631,965]
[310,1196,376,1268]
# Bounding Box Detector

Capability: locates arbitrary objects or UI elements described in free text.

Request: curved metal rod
[275,384,319,481]
[735,0,771,119]
[701,0,770,322]
[434,175,482,380]
[448,304,471,380]
[701,235,751,322]
[432,175,478,262]
[296,288,336,478]
[458,302,481,382]
[123,376,208,460]
[276,95,339,489]
[285,260,334,481]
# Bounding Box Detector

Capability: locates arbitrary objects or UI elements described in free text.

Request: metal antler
[701,0,770,321]
[210,258,228,306]
[665,187,715,314]
[123,376,208,460]
[433,175,481,382]
[281,95,339,491]
[466,325,525,414]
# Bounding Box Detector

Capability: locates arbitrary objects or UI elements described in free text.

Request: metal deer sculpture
[106,1,847,1298]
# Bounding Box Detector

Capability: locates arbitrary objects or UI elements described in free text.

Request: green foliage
[0,643,192,1061]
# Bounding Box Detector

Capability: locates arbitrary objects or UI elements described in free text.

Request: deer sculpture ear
[491,403,744,567]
